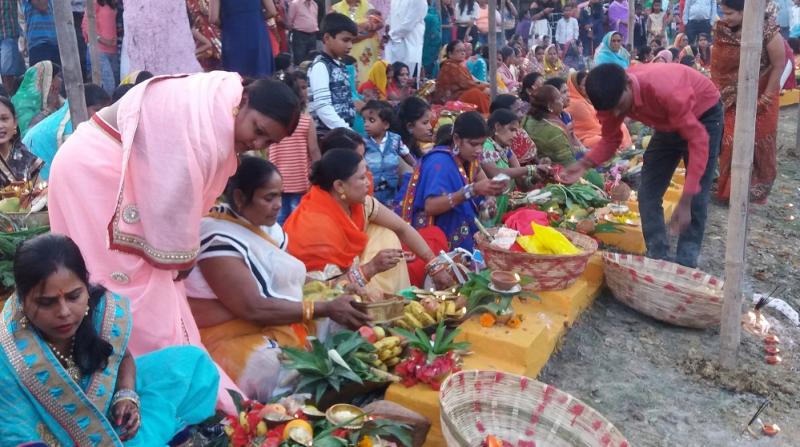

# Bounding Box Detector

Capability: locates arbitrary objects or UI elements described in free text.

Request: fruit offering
[394,299,465,330]
[363,335,403,371]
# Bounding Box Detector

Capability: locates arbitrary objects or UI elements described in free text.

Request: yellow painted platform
[385,178,686,445]
[780,89,799,107]
[596,178,683,254]
[386,269,604,446]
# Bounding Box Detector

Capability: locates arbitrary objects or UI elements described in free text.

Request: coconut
[610,182,632,202]
[575,219,596,234]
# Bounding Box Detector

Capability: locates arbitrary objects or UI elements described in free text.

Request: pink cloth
[502,208,550,235]
[122,0,202,75]
[47,72,243,413]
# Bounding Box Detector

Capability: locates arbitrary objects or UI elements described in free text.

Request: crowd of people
[0,0,799,444]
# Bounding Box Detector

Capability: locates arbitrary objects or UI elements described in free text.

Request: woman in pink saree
[46,72,301,412]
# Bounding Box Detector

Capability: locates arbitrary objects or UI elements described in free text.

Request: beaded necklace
[47,337,81,382]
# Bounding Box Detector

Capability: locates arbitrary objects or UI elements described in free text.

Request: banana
[371,358,384,368]
[355,352,378,362]
[403,313,423,329]
[435,302,446,322]
[446,300,456,315]
[378,348,395,361]
[416,310,436,326]
[374,336,401,351]
[394,319,412,330]
[391,346,403,358]
[407,301,426,315]
[385,357,400,367]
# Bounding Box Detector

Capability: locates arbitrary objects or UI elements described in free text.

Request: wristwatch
[463,183,475,200]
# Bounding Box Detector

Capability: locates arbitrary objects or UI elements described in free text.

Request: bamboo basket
[363,295,406,324]
[474,228,598,291]
[602,253,723,329]
[440,370,629,447]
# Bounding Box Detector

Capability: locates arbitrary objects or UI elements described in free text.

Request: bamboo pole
[85,0,103,85]
[488,0,498,100]
[719,0,767,368]
[795,104,800,153]
[53,0,88,125]
[500,0,506,31]
[627,0,635,47]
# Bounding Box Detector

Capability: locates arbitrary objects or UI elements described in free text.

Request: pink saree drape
[47,72,243,413]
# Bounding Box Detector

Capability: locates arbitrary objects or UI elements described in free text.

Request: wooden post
[488,0,498,100]
[719,0,766,368]
[627,0,635,48]
[500,0,506,32]
[795,104,800,153]
[85,0,103,85]
[52,0,88,126]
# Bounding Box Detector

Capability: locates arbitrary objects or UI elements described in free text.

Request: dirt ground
[539,106,800,447]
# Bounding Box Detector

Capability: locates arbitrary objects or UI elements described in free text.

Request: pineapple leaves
[395,321,470,358]
[281,330,377,404]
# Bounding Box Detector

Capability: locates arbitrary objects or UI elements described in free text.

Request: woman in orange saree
[712,0,785,204]
[565,71,632,150]
[433,40,490,113]
[46,73,301,411]
[284,149,452,294]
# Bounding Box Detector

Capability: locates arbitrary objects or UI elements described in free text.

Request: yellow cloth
[332,0,381,85]
[363,60,389,99]
[120,70,143,85]
[363,223,411,294]
[517,223,580,255]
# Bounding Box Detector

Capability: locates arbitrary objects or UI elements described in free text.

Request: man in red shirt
[561,63,722,268]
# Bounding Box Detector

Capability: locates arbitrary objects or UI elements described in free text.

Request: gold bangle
[302,301,315,323]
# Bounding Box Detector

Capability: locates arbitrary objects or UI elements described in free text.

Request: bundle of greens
[542,183,610,210]
[0,225,49,289]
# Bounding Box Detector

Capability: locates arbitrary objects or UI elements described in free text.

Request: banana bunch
[356,336,403,371]
[395,300,462,330]
[302,281,343,302]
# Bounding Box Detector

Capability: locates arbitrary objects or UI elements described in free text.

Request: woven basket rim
[439,370,629,446]
[475,227,598,260]
[601,252,724,294]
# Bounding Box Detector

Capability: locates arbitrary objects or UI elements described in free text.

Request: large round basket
[474,228,597,290]
[602,253,723,329]
[440,370,629,447]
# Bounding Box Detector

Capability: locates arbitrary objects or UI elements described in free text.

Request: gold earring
[340,193,347,200]
[19,315,27,328]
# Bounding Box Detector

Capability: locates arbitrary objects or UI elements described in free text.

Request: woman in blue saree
[399,111,506,251]
[0,234,219,446]
[593,32,631,69]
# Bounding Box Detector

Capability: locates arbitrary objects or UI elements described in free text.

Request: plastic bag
[516,223,581,255]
